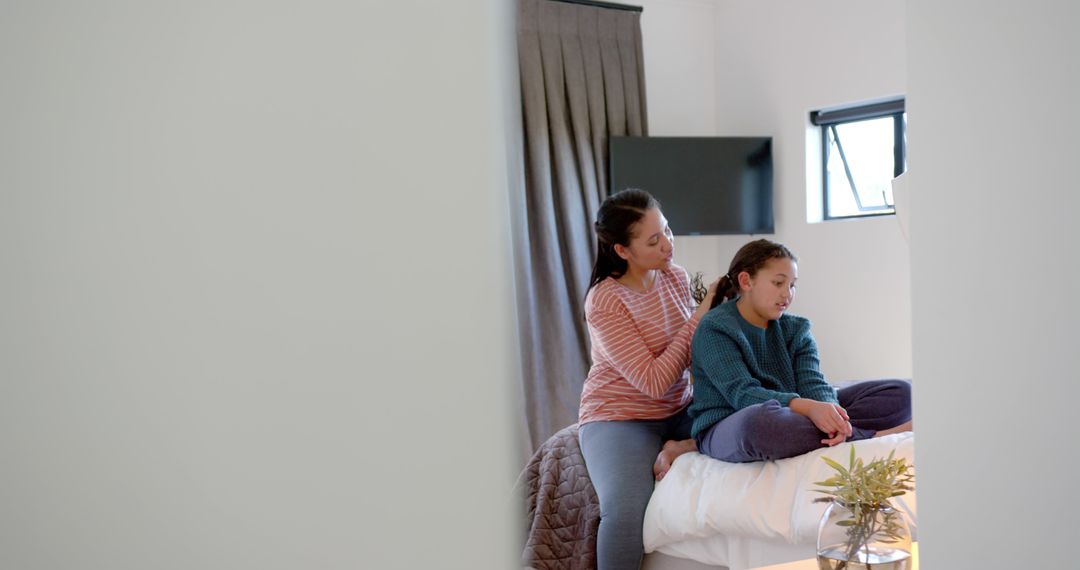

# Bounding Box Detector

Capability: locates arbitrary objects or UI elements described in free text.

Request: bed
[520,424,916,570]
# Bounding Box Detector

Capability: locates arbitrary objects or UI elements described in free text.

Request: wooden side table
[751,543,919,570]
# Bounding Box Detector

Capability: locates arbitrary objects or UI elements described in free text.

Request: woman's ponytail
[587,237,623,294]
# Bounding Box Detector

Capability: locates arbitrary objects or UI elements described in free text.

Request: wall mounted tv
[608,136,774,235]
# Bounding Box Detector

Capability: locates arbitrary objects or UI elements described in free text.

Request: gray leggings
[579,411,692,570]
[696,379,912,463]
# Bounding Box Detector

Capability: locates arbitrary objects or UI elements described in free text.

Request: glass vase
[816,500,913,570]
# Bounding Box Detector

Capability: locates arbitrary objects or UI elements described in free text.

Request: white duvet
[643,432,916,569]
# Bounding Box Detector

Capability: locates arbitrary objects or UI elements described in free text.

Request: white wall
[639,0,912,382]
[638,0,718,136]
[907,1,1080,566]
[0,2,517,569]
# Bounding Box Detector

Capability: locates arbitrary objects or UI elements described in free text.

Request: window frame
[810,97,906,221]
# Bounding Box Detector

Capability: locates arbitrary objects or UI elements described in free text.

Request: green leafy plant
[813,446,915,569]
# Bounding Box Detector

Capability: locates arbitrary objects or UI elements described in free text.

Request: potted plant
[813,446,915,570]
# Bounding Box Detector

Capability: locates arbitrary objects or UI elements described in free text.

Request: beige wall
[907,0,1080,566]
[0,1,517,568]
[636,0,911,382]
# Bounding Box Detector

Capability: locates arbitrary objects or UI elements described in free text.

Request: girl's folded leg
[695,400,829,463]
[838,379,913,433]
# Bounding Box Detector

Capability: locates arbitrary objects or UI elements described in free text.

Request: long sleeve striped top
[578,265,699,424]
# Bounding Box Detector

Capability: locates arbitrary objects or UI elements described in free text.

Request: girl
[579,188,718,570]
[688,239,912,463]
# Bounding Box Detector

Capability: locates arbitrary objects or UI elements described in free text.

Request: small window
[811,98,906,220]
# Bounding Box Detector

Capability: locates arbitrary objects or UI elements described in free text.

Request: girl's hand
[694,277,721,319]
[791,398,851,446]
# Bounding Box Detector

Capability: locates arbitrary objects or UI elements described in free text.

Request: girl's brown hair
[709,239,797,309]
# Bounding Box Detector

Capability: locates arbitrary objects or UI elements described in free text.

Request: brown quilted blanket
[517,424,600,570]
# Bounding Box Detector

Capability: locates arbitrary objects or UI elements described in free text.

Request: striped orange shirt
[579,265,699,424]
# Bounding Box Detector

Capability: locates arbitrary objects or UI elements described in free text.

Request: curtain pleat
[514,0,648,454]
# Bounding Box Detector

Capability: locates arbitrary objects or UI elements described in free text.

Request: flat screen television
[608,136,774,235]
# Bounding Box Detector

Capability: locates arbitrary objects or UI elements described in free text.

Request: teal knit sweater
[688,299,838,438]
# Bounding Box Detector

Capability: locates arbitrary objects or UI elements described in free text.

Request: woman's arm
[588,305,700,400]
[586,271,718,400]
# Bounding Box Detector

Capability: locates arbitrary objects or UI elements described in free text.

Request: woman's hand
[790,398,851,446]
[693,277,721,319]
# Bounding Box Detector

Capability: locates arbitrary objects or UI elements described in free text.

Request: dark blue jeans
[696,379,912,463]
[579,410,692,570]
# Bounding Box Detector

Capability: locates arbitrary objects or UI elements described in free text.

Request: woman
[578,188,717,570]
[688,239,912,463]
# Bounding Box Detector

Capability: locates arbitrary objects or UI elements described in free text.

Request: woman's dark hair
[709,239,797,309]
[586,188,660,298]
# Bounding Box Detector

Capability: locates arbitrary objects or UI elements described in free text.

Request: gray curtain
[514,0,648,454]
